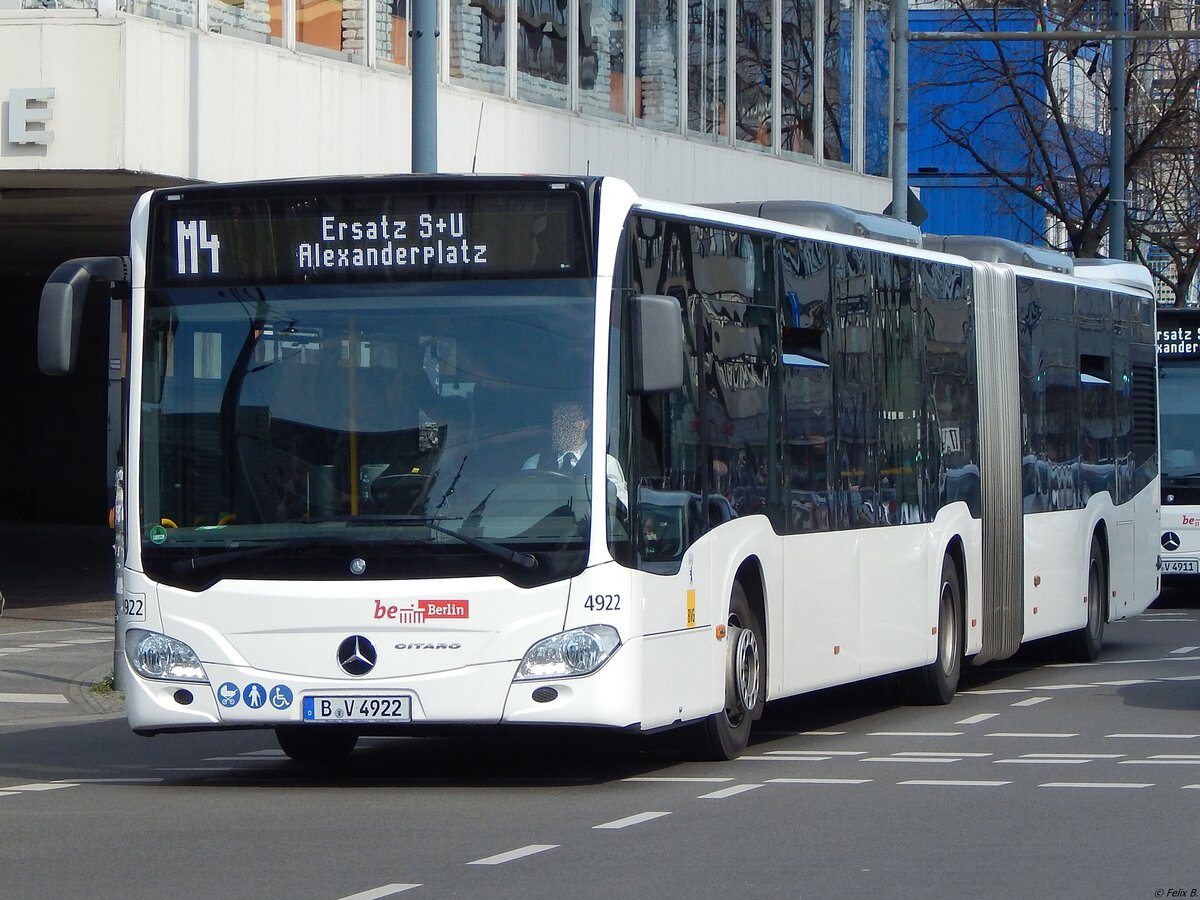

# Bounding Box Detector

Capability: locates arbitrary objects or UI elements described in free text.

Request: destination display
[148,182,591,286]
[1158,309,1200,360]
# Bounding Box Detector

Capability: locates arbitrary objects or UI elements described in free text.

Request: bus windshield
[1160,359,1200,479]
[139,278,596,588]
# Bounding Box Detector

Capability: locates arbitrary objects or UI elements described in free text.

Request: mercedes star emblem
[1162,532,1182,552]
[337,635,377,676]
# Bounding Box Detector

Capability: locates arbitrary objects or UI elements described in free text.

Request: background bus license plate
[1163,559,1200,574]
[303,696,412,723]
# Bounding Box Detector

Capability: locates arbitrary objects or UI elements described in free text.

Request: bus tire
[904,554,963,705]
[682,582,764,761]
[275,726,358,764]
[1062,535,1106,662]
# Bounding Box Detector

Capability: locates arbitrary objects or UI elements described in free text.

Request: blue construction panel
[908,8,1050,242]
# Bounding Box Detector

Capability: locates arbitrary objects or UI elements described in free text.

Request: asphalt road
[2,590,1199,900]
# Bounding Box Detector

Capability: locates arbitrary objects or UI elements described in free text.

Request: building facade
[1,0,896,524]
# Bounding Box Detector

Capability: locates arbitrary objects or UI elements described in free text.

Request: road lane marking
[893,751,992,758]
[593,811,671,830]
[763,750,867,756]
[862,757,964,763]
[1170,646,1200,654]
[900,780,1010,787]
[468,845,558,866]
[1091,680,1154,686]
[987,732,1078,738]
[0,693,70,704]
[956,713,999,725]
[1120,758,1200,765]
[336,884,422,899]
[1039,782,1152,789]
[6,782,78,791]
[768,778,872,785]
[1010,697,1052,706]
[868,731,963,737]
[996,758,1090,765]
[1107,733,1198,739]
[623,776,733,783]
[698,784,764,799]
[740,755,831,761]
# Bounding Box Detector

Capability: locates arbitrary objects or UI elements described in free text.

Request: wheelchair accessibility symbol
[269,685,293,710]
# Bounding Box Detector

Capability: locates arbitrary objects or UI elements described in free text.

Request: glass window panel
[379,0,409,66]
[822,0,852,165]
[517,0,570,108]
[779,0,815,157]
[450,0,508,96]
[207,0,271,36]
[580,0,628,119]
[121,0,199,28]
[688,0,727,138]
[636,0,681,130]
[781,239,833,533]
[735,0,771,149]
[863,0,890,176]
[296,0,352,54]
[920,260,978,518]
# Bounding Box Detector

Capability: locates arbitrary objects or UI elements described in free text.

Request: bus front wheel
[682,582,764,761]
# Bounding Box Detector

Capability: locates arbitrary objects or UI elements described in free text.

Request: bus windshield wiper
[169,539,324,575]
[315,515,539,570]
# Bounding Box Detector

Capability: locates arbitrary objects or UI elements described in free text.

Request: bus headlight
[125,629,208,682]
[514,625,621,681]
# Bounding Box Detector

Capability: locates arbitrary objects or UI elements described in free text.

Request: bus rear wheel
[904,554,963,705]
[682,583,764,761]
[1062,535,1106,662]
[275,726,358,764]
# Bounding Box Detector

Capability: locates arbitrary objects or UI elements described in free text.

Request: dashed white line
[1010,697,1052,706]
[1107,733,1199,739]
[740,755,831,761]
[1170,646,1200,654]
[960,689,1030,695]
[768,777,872,785]
[764,750,867,756]
[861,757,963,763]
[900,780,1011,787]
[0,693,69,704]
[1120,758,1200,765]
[800,730,847,735]
[698,784,764,800]
[1039,782,1153,789]
[987,732,1078,738]
[1024,684,1094,691]
[868,731,963,737]
[996,758,1090,765]
[894,751,992,758]
[5,782,78,791]
[593,811,671,830]
[623,776,733,783]
[956,713,999,725]
[336,884,422,899]
[468,845,559,866]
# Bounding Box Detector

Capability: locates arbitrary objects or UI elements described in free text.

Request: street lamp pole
[1109,0,1128,259]
[412,0,439,174]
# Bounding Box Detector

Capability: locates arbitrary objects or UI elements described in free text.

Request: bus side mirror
[38,256,129,376]
[629,293,685,394]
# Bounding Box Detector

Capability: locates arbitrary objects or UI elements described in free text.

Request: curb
[67,661,126,717]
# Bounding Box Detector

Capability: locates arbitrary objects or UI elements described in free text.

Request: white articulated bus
[1156,306,1200,581]
[38,175,1161,763]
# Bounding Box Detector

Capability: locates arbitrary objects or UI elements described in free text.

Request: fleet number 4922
[584,594,621,611]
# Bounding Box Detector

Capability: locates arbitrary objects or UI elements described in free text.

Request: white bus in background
[1156,306,1200,581]
[38,175,1161,763]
